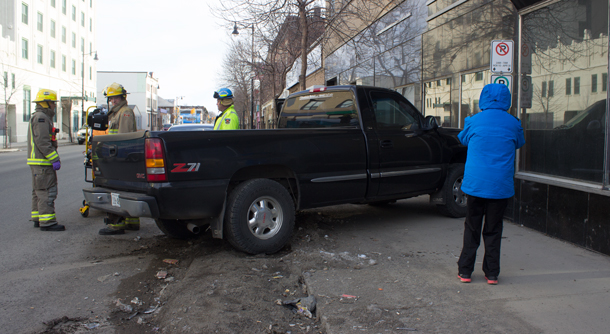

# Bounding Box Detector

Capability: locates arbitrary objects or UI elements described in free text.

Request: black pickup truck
[84,85,467,254]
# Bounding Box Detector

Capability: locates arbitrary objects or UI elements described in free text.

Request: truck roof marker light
[145,138,167,182]
[309,86,327,93]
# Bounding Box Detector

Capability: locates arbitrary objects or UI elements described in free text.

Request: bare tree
[212,0,326,92]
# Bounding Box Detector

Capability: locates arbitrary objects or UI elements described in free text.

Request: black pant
[457,195,508,277]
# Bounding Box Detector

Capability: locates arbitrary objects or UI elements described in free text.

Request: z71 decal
[171,163,201,173]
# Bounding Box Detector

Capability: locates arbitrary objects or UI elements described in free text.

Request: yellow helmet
[103,82,129,97]
[32,89,59,103]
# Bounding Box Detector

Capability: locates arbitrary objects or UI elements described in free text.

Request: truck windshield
[278,91,359,128]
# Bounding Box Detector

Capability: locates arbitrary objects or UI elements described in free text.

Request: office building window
[81,37,84,52]
[565,78,571,95]
[81,12,85,26]
[50,20,55,38]
[475,71,483,81]
[90,18,92,31]
[72,5,76,21]
[50,50,56,68]
[62,55,66,72]
[51,0,55,7]
[21,38,28,59]
[541,81,547,97]
[22,3,28,24]
[574,77,580,94]
[71,59,76,75]
[591,74,598,93]
[89,66,92,80]
[37,44,43,64]
[548,80,554,97]
[62,0,66,14]
[72,32,76,48]
[603,73,607,92]
[23,87,31,121]
[62,26,66,43]
[37,12,43,31]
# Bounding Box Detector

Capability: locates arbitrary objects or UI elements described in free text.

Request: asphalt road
[0,144,161,333]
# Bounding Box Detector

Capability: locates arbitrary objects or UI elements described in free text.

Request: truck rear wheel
[436,164,467,218]
[224,179,295,255]
[155,219,198,239]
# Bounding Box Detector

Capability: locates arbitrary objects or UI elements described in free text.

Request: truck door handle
[380,140,393,148]
[108,145,117,157]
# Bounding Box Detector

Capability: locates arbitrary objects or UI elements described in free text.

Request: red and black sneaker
[485,276,498,285]
[458,273,471,283]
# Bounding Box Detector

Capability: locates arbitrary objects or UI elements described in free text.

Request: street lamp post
[82,50,98,128]
[232,22,255,129]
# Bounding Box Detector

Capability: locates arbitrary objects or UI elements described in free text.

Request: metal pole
[81,51,85,129]
[251,24,254,129]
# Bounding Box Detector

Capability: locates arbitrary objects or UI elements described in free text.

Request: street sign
[520,76,532,109]
[521,42,532,74]
[491,74,513,96]
[490,40,513,73]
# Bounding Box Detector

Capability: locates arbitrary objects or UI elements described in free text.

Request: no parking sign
[490,40,513,73]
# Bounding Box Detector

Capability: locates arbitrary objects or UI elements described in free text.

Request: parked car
[162,123,172,131]
[84,85,467,254]
[76,126,88,145]
[168,124,214,131]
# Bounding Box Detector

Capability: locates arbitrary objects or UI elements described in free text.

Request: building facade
[97,71,159,131]
[1,0,98,144]
[302,0,609,254]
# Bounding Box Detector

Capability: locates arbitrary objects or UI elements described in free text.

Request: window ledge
[515,172,610,197]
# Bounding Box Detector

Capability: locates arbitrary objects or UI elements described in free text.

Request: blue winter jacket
[458,84,525,199]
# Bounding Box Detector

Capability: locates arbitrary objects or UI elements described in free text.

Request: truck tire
[155,219,198,239]
[436,164,467,218]
[224,179,295,255]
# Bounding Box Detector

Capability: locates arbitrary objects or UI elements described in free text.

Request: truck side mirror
[586,120,601,131]
[424,115,439,130]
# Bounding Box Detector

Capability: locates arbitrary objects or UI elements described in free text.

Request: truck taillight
[145,138,167,182]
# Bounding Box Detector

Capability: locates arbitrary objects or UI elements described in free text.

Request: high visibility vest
[214,105,239,130]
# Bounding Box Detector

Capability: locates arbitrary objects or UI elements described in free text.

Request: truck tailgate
[92,131,147,188]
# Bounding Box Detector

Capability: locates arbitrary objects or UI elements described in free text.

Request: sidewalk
[0,138,77,153]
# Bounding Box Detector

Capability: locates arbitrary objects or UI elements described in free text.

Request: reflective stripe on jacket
[27,107,59,166]
[213,105,239,130]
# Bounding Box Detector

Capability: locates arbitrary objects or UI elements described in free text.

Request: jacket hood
[479,83,511,111]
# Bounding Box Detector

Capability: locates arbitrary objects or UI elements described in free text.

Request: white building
[1,0,97,145]
[97,71,159,131]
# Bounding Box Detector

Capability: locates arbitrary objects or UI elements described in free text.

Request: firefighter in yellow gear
[98,82,140,235]
[213,88,239,130]
[28,89,65,231]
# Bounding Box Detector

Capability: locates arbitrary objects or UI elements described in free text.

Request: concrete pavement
[301,199,610,333]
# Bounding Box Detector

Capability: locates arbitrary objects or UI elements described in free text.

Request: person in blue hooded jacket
[456,83,525,285]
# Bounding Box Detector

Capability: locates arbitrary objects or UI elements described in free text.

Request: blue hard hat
[213,88,233,99]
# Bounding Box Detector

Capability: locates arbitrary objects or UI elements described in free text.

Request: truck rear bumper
[83,187,160,218]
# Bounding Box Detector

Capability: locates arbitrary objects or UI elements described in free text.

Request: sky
[96,0,233,116]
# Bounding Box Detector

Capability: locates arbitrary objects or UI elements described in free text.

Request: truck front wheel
[224,179,295,254]
[436,164,467,218]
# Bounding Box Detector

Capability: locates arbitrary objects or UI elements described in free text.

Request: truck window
[370,91,420,130]
[278,91,359,128]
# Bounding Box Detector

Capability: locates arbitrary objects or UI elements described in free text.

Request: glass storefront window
[423,77,452,126]
[460,70,490,127]
[520,0,608,183]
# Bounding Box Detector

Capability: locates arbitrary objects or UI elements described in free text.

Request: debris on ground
[163,259,179,265]
[156,271,167,279]
[282,296,316,318]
